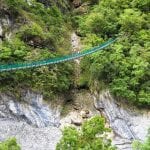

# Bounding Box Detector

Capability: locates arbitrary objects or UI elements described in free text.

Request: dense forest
[0,0,74,98]
[77,0,150,106]
[0,0,149,105]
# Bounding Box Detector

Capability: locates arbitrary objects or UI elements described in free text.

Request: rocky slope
[94,91,150,150]
[0,89,150,150]
[0,91,61,128]
[0,90,62,150]
[0,119,61,150]
[0,9,12,42]
[0,89,98,150]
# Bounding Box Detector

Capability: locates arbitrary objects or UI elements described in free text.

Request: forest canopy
[77,0,150,106]
[0,0,149,105]
[57,116,116,150]
[0,0,74,99]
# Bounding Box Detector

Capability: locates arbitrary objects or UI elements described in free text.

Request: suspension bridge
[0,38,116,72]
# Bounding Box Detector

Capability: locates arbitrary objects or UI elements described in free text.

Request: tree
[119,9,144,33]
[78,0,149,106]
[0,138,21,150]
[56,116,116,150]
[0,0,74,99]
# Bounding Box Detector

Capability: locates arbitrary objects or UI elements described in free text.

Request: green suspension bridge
[0,38,116,72]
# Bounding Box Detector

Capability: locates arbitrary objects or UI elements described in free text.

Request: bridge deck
[0,38,116,72]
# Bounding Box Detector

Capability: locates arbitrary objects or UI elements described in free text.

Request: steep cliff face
[0,2,13,42]
[0,91,62,150]
[0,1,149,150]
[94,91,150,150]
[0,0,71,42]
[0,90,150,150]
[0,91,61,127]
[0,89,98,150]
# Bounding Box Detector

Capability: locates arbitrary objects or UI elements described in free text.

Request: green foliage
[0,38,28,63]
[132,131,150,150]
[56,116,116,150]
[5,0,27,10]
[1,0,149,104]
[131,0,150,12]
[77,0,150,105]
[0,0,73,98]
[82,0,99,5]
[119,9,145,33]
[0,138,21,150]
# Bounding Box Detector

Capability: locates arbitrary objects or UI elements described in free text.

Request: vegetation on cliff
[0,0,149,104]
[77,0,150,106]
[0,0,149,149]
[0,0,74,98]
[133,131,150,150]
[57,116,116,150]
[0,138,20,150]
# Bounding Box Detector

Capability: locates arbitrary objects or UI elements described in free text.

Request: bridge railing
[0,38,116,72]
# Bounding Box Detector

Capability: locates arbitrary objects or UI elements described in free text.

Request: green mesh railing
[0,38,116,72]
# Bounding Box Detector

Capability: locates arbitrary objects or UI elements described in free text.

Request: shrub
[56,116,116,150]
[0,138,21,150]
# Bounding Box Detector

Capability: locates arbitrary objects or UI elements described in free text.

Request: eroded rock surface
[0,90,150,150]
[0,89,98,150]
[0,12,13,41]
[0,91,62,150]
[0,91,61,128]
[60,89,99,128]
[94,90,150,150]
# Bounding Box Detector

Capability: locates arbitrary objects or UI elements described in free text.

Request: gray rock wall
[0,91,61,128]
[0,13,13,42]
[0,91,62,150]
[0,90,150,150]
[94,90,150,150]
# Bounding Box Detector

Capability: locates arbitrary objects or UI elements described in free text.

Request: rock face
[0,89,150,150]
[0,11,13,41]
[72,0,81,8]
[0,89,97,150]
[60,89,99,128]
[94,90,150,150]
[0,119,61,150]
[71,32,81,52]
[0,91,61,128]
[0,91,62,150]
